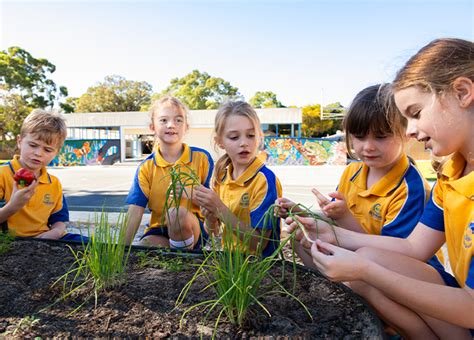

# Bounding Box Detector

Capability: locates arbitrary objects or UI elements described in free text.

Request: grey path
[49,164,345,216]
[49,163,344,243]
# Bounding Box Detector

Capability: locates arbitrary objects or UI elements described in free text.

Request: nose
[405,119,418,139]
[363,138,377,151]
[240,138,249,147]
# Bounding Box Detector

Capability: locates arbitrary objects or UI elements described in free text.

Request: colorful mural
[263,137,347,166]
[50,139,121,166]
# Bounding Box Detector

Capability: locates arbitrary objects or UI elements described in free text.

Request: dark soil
[0,239,384,338]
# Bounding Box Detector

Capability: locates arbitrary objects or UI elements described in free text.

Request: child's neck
[158,143,184,163]
[231,157,256,180]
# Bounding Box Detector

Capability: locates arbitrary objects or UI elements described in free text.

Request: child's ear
[452,77,474,108]
[214,136,224,149]
[16,135,22,149]
[149,123,155,132]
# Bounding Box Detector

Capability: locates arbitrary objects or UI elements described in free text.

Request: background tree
[301,103,343,138]
[75,75,152,112]
[249,91,284,108]
[0,46,68,108]
[0,92,31,153]
[158,70,240,110]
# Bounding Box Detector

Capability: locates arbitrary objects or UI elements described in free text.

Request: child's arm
[36,221,66,240]
[194,185,268,251]
[0,180,39,223]
[310,239,474,328]
[200,206,220,236]
[311,188,364,232]
[124,204,145,245]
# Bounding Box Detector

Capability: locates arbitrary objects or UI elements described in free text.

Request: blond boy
[0,109,70,239]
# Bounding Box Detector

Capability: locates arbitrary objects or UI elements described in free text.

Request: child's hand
[193,185,222,215]
[285,214,337,249]
[312,188,349,220]
[310,239,368,282]
[201,206,220,236]
[274,197,298,218]
[9,179,39,211]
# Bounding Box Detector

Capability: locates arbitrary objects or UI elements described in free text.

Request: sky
[1,0,473,108]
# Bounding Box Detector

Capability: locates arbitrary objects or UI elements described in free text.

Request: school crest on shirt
[369,203,382,221]
[240,193,250,208]
[464,222,474,249]
[43,194,54,206]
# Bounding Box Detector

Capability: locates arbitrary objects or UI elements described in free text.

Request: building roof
[64,107,302,128]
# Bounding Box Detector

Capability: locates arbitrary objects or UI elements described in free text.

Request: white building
[63,108,302,162]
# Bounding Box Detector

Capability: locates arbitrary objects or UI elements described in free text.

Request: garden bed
[0,239,384,338]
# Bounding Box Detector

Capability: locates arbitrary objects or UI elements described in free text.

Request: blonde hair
[149,95,190,128]
[20,109,67,149]
[343,84,406,160]
[392,38,474,94]
[212,101,263,188]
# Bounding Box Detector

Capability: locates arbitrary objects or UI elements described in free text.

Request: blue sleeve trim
[382,165,426,238]
[250,167,280,231]
[48,195,69,225]
[191,146,214,188]
[419,183,444,231]
[125,163,149,208]
[466,258,474,289]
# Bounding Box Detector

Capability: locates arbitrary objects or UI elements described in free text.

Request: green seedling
[0,232,14,255]
[176,207,311,339]
[2,315,40,336]
[52,211,131,312]
[161,164,201,249]
[137,251,189,272]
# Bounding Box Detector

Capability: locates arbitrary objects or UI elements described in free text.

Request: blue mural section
[50,139,121,166]
[262,137,347,166]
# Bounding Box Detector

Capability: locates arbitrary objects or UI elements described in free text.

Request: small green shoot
[0,232,14,255]
[136,250,189,271]
[2,315,40,336]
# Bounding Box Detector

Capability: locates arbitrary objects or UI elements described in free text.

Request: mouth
[418,136,432,149]
[238,151,250,157]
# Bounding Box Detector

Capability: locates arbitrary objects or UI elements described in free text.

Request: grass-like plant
[1,315,40,336]
[52,211,131,310]
[136,250,190,272]
[161,164,201,248]
[0,231,14,255]
[176,207,311,338]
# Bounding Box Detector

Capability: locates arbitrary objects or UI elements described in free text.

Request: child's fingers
[328,191,345,201]
[311,188,330,207]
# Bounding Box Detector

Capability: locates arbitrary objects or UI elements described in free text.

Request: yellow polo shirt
[0,155,69,237]
[420,153,474,288]
[215,156,282,257]
[337,154,430,237]
[126,144,214,234]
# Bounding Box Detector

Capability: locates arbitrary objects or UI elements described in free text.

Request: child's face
[394,86,468,157]
[17,133,60,173]
[150,104,187,147]
[351,132,403,172]
[216,115,259,170]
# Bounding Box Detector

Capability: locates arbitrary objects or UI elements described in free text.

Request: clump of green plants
[161,164,201,248]
[136,250,190,272]
[0,231,14,255]
[52,211,131,310]
[176,208,311,338]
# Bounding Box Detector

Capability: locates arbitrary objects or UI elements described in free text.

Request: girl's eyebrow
[226,128,256,133]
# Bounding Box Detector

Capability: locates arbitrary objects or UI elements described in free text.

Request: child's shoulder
[189,146,213,159]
